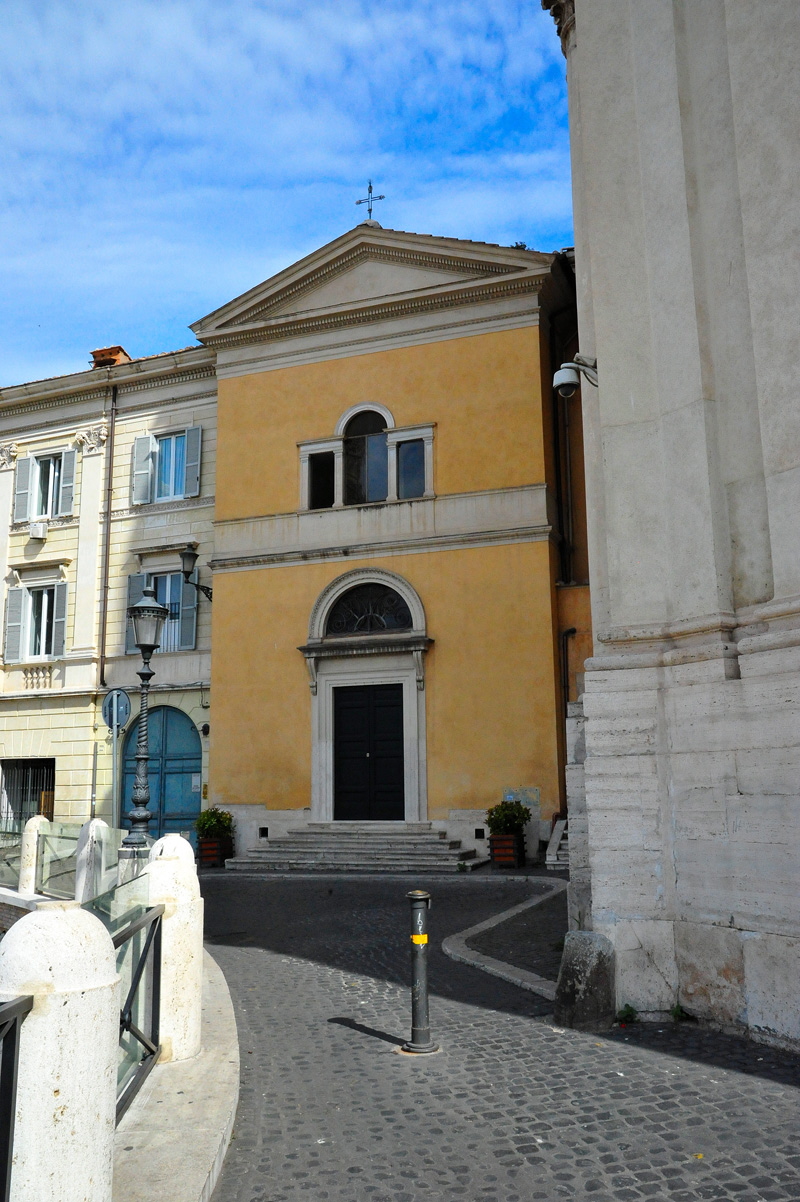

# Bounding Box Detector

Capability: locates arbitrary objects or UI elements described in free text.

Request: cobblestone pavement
[466,888,568,981]
[203,875,800,1202]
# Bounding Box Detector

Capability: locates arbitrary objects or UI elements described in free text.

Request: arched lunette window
[325,583,413,636]
[343,411,387,505]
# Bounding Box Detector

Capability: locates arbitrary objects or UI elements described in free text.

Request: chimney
[90,346,132,369]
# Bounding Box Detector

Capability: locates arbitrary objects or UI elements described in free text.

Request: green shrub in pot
[485,799,530,836]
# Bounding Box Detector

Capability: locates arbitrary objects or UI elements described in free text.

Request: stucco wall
[209,539,563,821]
[215,328,544,522]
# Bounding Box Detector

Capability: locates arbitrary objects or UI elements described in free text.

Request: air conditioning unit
[28,521,48,541]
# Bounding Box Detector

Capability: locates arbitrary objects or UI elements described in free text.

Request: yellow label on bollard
[411,934,428,944]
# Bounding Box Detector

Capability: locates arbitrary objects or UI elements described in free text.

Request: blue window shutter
[52,582,68,658]
[183,426,202,498]
[132,437,156,505]
[13,457,31,523]
[179,572,198,650]
[58,450,77,516]
[125,574,147,653]
[4,587,25,663]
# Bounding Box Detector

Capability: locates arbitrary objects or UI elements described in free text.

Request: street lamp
[180,543,213,602]
[123,584,169,848]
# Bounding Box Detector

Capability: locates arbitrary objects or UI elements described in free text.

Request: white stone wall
[546,0,800,1045]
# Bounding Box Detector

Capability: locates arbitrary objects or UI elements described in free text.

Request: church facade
[196,225,590,856]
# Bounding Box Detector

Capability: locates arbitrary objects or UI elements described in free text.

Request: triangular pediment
[191,226,554,344]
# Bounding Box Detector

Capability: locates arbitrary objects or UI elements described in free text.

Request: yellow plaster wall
[216,328,544,521]
[209,540,564,823]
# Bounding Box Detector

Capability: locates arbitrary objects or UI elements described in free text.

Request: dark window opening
[344,411,387,505]
[397,439,425,500]
[326,583,413,636]
[1,758,55,824]
[475,828,485,840]
[309,451,335,510]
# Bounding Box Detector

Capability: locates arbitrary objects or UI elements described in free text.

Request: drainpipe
[561,627,577,722]
[98,382,117,688]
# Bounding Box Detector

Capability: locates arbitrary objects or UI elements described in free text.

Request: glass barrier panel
[36,822,82,899]
[0,819,22,889]
[83,876,156,1097]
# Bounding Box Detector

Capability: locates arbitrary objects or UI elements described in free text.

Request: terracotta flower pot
[488,833,526,869]
[198,835,234,868]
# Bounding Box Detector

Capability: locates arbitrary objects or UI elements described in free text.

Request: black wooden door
[334,684,404,820]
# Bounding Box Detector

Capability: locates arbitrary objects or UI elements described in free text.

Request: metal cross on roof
[355,180,385,221]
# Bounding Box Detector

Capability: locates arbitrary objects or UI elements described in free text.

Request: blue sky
[0,1,571,386]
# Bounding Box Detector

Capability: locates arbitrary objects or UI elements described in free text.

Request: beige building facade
[0,345,216,835]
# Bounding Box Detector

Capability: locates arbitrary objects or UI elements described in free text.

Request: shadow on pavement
[201,873,800,1091]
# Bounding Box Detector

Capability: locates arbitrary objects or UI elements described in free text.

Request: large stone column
[543,0,800,1041]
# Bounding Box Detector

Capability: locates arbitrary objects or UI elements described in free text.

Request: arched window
[343,410,387,505]
[326,583,413,636]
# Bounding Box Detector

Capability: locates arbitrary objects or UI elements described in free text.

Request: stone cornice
[210,525,552,573]
[201,274,546,351]
[0,348,215,415]
[541,0,575,56]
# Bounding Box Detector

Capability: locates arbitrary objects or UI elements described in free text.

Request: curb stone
[441,878,568,1001]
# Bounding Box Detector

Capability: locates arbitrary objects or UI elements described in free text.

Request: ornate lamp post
[180,544,213,602]
[123,584,169,848]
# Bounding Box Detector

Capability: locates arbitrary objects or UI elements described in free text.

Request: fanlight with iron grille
[325,584,413,636]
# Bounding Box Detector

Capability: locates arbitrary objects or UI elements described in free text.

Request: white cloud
[0,0,571,385]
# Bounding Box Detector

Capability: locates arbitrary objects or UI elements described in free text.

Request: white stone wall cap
[0,904,118,996]
[144,856,201,903]
[149,833,196,865]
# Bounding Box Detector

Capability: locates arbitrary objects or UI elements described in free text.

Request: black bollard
[402,889,439,1054]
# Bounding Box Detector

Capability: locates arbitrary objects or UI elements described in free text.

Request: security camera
[553,364,581,398]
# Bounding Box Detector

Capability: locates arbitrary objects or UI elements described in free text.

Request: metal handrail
[114,904,164,1123]
[0,995,33,1201]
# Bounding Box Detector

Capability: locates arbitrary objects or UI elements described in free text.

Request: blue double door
[122,706,202,843]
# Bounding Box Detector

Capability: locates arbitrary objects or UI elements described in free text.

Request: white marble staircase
[225,823,480,873]
[545,818,570,870]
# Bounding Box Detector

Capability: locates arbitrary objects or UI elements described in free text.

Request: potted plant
[485,799,529,869]
[195,806,235,868]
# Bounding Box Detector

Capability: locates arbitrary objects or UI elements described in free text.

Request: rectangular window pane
[365,433,388,502]
[36,460,50,517]
[156,437,172,499]
[43,587,54,655]
[344,438,367,505]
[397,439,425,500]
[51,456,61,514]
[29,587,55,657]
[173,434,186,497]
[30,590,43,656]
[309,452,335,509]
[152,574,182,653]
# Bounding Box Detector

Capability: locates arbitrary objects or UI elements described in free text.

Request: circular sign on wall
[101,688,131,733]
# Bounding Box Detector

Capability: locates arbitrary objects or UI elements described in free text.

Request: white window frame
[131,426,201,506]
[32,455,63,519]
[154,432,187,501]
[3,579,68,663]
[298,420,435,511]
[26,585,57,659]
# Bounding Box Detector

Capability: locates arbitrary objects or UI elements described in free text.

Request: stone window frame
[298,404,434,510]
